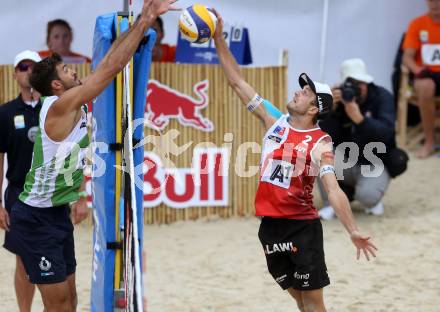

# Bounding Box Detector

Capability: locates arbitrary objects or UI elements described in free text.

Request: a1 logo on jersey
[261,159,294,189]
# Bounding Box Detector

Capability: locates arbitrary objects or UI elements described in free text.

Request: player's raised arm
[212,9,276,130]
[53,0,177,115]
[313,139,378,261]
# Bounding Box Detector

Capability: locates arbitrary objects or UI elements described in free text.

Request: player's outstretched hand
[211,8,224,40]
[142,0,179,18]
[350,230,378,261]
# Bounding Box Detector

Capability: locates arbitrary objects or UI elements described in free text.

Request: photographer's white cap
[14,50,41,68]
[340,58,373,83]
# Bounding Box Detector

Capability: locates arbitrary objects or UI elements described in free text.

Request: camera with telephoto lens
[340,80,361,102]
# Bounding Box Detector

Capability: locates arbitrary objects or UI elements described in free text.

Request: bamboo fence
[0,62,287,224]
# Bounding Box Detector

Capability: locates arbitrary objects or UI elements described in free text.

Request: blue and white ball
[179,4,218,44]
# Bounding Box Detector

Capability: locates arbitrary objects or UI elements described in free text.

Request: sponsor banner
[85,147,229,209]
[176,24,252,65]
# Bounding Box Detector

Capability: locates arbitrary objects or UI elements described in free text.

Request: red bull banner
[144,63,286,223]
[84,148,229,209]
[143,148,229,208]
[146,79,213,131]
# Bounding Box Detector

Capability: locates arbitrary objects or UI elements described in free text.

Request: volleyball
[179,4,217,44]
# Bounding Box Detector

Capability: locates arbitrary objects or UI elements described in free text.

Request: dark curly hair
[29,53,62,96]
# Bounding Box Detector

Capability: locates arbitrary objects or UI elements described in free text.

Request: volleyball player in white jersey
[5,1,177,311]
[212,10,377,311]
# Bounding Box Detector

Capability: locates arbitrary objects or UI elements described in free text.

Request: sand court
[1,156,439,311]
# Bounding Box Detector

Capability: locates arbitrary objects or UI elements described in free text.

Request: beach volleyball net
[90,5,156,311]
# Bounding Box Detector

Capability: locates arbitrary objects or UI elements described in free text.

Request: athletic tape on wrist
[247,94,264,112]
[319,165,335,178]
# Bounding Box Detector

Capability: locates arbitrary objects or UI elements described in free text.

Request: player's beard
[287,103,307,118]
[62,78,80,91]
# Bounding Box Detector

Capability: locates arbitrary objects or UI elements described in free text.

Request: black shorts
[419,71,440,95]
[4,200,76,284]
[430,71,440,96]
[2,185,23,254]
[258,217,330,291]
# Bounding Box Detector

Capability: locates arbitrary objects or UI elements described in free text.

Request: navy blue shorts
[4,200,76,284]
[2,185,23,254]
[258,217,330,291]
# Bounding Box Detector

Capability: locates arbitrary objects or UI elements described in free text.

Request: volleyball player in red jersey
[212,10,377,311]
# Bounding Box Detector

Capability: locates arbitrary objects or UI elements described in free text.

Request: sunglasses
[17,63,33,72]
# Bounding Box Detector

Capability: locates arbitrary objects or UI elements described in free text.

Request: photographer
[318,58,400,220]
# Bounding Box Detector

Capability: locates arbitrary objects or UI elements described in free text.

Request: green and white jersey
[19,96,89,207]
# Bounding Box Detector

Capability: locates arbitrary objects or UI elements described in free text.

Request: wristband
[247,94,264,112]
[78,191,88,199]
[319,165,335,178]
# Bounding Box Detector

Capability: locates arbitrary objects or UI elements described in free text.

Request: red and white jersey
[255,115,331,220]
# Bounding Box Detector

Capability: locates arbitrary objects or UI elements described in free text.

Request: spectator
[151,16,176,62]
[38,19,91,64]
[0,50,41,312]
[318,58,396,220]
[403,0,440,158]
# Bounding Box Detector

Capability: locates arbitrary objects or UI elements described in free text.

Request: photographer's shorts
[258,217,330,291]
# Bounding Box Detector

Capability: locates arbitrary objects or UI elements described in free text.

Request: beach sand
[1,155,439,311]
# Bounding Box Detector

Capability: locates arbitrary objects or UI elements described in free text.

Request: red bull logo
[84,148,229,209]
[143,148,229,208]
[146,79,213,132]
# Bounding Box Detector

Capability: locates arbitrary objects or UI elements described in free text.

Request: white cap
[14,50,41,68]
[340,58,373,83]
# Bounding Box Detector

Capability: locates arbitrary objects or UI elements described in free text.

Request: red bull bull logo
[146,79,213,132]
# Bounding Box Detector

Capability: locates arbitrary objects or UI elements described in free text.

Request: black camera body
[340,80,361,102]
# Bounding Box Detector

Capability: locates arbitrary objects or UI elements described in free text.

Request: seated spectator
[318,59,396,220]
[151,16,176,62]
[38,19,91,64]
[403,0,440,158]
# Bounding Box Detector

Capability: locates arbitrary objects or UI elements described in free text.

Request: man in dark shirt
[318,58,396,220]
[0,50,41,312]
